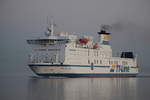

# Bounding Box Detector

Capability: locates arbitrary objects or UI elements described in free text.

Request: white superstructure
[27,23,138,77]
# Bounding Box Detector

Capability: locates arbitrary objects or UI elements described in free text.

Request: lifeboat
[79,38,89,45]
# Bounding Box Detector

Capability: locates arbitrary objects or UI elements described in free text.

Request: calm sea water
[0,75,150,100]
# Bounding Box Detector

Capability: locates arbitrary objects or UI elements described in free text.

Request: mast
[50,18,54,36]
[45,16,55,37]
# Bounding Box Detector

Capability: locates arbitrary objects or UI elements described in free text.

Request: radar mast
[45,16,55,37]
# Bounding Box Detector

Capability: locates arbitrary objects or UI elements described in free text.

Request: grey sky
[0,0,150,75]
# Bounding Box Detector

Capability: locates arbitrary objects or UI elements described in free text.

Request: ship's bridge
[27,36,69,45]
[27,36,69,64]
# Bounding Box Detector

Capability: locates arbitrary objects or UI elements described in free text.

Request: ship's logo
[110,65,130,72]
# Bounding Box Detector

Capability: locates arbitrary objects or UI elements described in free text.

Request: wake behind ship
[27,22,138,77]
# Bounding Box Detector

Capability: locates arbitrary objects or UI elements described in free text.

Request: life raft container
[79,38,89,44]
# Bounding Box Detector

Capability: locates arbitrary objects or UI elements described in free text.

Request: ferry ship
[27,22,139,77]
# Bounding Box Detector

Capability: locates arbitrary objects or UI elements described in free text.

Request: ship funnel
[97,25,111,45]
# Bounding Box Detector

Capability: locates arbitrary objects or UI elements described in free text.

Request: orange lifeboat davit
[79,38,89,45]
